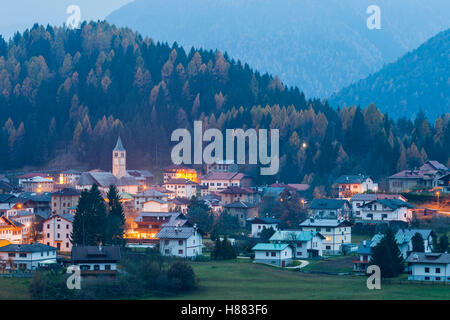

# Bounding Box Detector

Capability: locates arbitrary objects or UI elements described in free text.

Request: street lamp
[436,191,440,209]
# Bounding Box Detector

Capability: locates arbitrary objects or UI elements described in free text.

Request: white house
[334,174,378,198]
[0,243,57,271]
[269,230,324,258]
[406,252,450,282]
[43,214,74,252]
[299,218,352,255]
[134,188,169,211]
[71,245,121,279]
[350,194,407,216]
[200,172,253,194]
[156,226,202,259]
[252,243,293,267]
[248,217,280,238]
[370,228,434,259]
[142,199,169,212]
[0,215,23,244]
[359,199,414,222]
[164,178,198,199]
[308,198,351,220]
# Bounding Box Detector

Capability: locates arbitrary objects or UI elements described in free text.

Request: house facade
[406,252,450,282]
[164,178,198,199]
[358,199,414,222]
[248,217,280,238]
[71,245,121,279]
[269,230,324,258]
[308,198,351,220]
[299,218,352,255]
[252,243,293,267]
[51,188,80,215]
[0,243,57,271]
[43,214,74,252]
[219,186,260,205]
[350,194,407,216]
[223,201,258,227]
[157,226,202,259]
[334,174,378,198]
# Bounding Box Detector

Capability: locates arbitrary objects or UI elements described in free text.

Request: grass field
[0,278,30,300]
[1,259,449,300]
[166,259,450,300]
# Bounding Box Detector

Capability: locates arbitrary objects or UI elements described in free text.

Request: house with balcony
[308,198,351,220]
[358,199,414,222]
[0,243,57,271]
[299,218,352,255]
[334,174,377,198]
[269,230,324,258]
[71,245,121,279]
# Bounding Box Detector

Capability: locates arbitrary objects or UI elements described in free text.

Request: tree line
[0,22,448,192]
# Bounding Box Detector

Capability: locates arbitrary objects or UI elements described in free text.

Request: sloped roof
[335,174,370,184]
[156,226,197,239]
[310,198,349,210]
[78,171,118,187]
[247,217,280,224]
[357,240,373,255]
[362,199,414,210]
[117,175,139,186]
[52,188,81,196]
[252,243,290,251]
[0,194,17,203]
[165,178,198,185]
[406,252,450,264]
[17,192,52,203]
[127,169,154,178]
[134,188,167,198]
[0,243,57,253]
[72,245,121,262]
[350,194,405,202]
[113,136,125,151]
[270,230,324,242]
[201,172,241,180]
[420,160,448,172]
[300,218,351,228]
[370,229,430,246]
[223,201,256,209]
[219,186,256,194]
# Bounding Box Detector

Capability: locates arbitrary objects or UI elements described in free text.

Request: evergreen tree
[411,233,425,252]
[72,184,107,246]
[186,197,213,234]
[370,228,404,278]
[259,227,276,242]
[106,185,125,245]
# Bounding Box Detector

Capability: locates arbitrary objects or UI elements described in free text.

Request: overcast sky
[0,0,133,39]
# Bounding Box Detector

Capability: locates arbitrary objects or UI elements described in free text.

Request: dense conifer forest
[0,22,449,188]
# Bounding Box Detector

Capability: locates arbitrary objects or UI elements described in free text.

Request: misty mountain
[330,29,450,120]
[107,0,450,98]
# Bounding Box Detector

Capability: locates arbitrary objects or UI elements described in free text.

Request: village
[0,136,449,299]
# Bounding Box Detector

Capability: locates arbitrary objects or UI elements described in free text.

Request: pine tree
[411,233,425,252]
[72,184,107,246]
[370,228,404,278]
[106,185,125,245]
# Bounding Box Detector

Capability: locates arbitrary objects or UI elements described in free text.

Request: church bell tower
[112,136,126,178]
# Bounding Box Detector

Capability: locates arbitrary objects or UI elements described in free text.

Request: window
[105,265,111,270]
[265,252,269,257]
[80,265,90,270]
[436,277,441,281]
[164,240,169,245]
[425,276,430,280]
[47,224,50,229]
[326,246,331,250]
[165,249,169,254]
[178,240,183,245]
[66,225,69,229]
[47,233,50,238]
[316,228,321,232]
[326,228,331,232]
[178,250,183,255]
[8,253,15,257]
[19,253,27,258]
[94,265,100,271]
[66,242,69,248]
[271,252,276,257]
[436,267,441,274]
[425,267,430,273]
